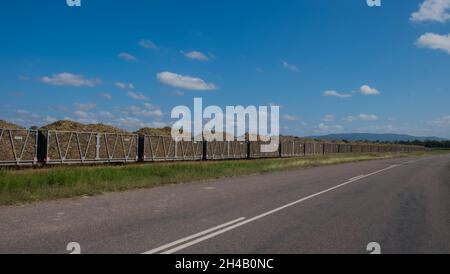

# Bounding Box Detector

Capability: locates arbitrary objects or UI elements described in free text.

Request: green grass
[0,151,447,206]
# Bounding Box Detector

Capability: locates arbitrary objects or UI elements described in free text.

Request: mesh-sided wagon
[323,143,340,154]
[0,127,428,167]
[304,142,324,155]
[249,140,280,158]
[206,140,248,160]
[0,128,38,166]
[41,130,139,164]
[140,135,203,161]
[280,141,305,157]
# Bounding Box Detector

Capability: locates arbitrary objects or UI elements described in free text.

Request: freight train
[0,128,426,166]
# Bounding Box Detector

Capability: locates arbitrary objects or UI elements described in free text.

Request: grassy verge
[0,151,447,206]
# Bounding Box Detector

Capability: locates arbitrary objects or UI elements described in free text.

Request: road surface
[1,154,449,254]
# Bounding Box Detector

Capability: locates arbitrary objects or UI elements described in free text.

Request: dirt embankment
[40,120,129,134]
[134,127,172,136]
[1,119,178,137]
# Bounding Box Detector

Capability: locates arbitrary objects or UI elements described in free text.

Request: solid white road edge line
[144,159,417,254]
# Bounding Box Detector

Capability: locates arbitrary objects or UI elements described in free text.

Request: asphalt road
[1,154,449,254]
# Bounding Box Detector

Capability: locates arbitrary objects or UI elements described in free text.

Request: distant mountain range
[309,133,447,142]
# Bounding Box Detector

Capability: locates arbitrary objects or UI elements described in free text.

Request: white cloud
[355,124,397,133]
[74,110,89,119]
[114,117,166,130]
[132,103,163,118]
[63,102,166,130]
[16,110,39,120]
[321,114,335,122]
[115,82,134,90]
[427,115,450,127]
[344,114,379,122]
[316,123,344,133]
[16,110,29,115]
[143,102,161,111]
[98,111,114,119]
[157,71,217,91]
[323,90,352,98]
[101,93,112,100]
[359,85,380,95]
[11,110,51,128]
[118,52,137,62]
[121,105,141,115]
[139,39,158,49]
[74,102,96,111]
[116,82,147,100]
[8,103,166,131]
[62,116,98,125]
[283,114,299,121]
[127,91,148,101]
[114,117,145,128]
[416,32,450,54]
[411,0,450,23]
[41,73,101,87]
[137,109,164,118]
[282,60,300,72]
[50,105,69,113]
[182,51,209,61]
[120,104,163,118]
[43,116,57,123]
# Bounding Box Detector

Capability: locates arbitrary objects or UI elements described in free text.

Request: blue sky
[1,0,449,137]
